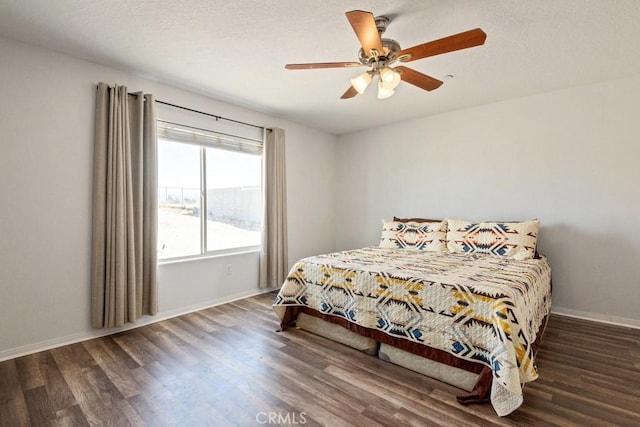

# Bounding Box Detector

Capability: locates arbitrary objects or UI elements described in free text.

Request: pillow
[446,218,539,260]
[380,220,446,252]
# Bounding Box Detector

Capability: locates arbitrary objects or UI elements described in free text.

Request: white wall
[0,36,338,360]
[336,75,640,325]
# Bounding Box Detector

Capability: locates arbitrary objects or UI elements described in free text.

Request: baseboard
[551,306,640,330]
[0,287,279,363]
[6,295,631,362]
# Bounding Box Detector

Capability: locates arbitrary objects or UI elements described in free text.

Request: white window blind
[157,120,263,155]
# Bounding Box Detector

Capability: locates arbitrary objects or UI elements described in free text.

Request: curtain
[91,82,158,328]
[259,128,288,288]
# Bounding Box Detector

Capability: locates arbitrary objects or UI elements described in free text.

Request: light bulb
[350,72,372,94]
[377,80,395,99]
[379,67,401,90]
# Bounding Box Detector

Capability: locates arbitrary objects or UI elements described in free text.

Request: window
[157,121,262,260]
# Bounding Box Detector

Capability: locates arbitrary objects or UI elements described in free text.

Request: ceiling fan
[285,10,486,100]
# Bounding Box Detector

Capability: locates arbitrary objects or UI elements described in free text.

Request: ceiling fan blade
[345,10,384,57]
[397,28,487,62]
[396,66,443,91]
[340,85,358,99]
[285,62,363,70]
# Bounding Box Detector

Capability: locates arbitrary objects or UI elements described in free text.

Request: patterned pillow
[446,218,539,260]
[380,220,447,252]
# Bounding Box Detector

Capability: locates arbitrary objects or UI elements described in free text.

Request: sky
[158,138,262,190]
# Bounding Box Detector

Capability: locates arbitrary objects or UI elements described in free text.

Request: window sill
[158,246,261,266]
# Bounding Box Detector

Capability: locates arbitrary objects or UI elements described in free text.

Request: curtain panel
[259,128,288,288]
[91,82,158,328]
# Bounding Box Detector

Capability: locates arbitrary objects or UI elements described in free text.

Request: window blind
[157,120,263,155]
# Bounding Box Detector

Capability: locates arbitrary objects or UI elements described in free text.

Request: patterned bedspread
[272,246,552,416]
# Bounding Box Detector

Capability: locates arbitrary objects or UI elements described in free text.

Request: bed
[273,218,551,416]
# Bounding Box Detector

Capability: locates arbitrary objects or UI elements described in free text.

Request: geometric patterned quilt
[272,246,552,416]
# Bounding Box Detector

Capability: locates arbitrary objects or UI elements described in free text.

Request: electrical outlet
[226,264,232,275]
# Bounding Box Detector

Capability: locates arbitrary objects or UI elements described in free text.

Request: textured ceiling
[1,0,640,135]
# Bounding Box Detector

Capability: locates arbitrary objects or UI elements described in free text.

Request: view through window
[157,123,262,260]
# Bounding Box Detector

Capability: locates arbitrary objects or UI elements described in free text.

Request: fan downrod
[375,16,390,35]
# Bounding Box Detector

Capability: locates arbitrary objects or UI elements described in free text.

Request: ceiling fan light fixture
[285,10,487,101]
[350,71,372,94]
[379,66,401,90]
[377,80,395,99]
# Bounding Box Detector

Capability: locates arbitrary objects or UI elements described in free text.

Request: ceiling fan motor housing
[358,38,401,65]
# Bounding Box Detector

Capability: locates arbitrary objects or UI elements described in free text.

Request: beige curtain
[91,82,158,328]
[259,128,288,288]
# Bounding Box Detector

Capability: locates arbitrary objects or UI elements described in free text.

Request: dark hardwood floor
[1,291,639,426]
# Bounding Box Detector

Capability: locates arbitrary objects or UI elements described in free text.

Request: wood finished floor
[1,292,639,426]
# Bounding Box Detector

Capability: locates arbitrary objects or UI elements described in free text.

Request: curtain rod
[98,84,269,132]
[155,99,269,132]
